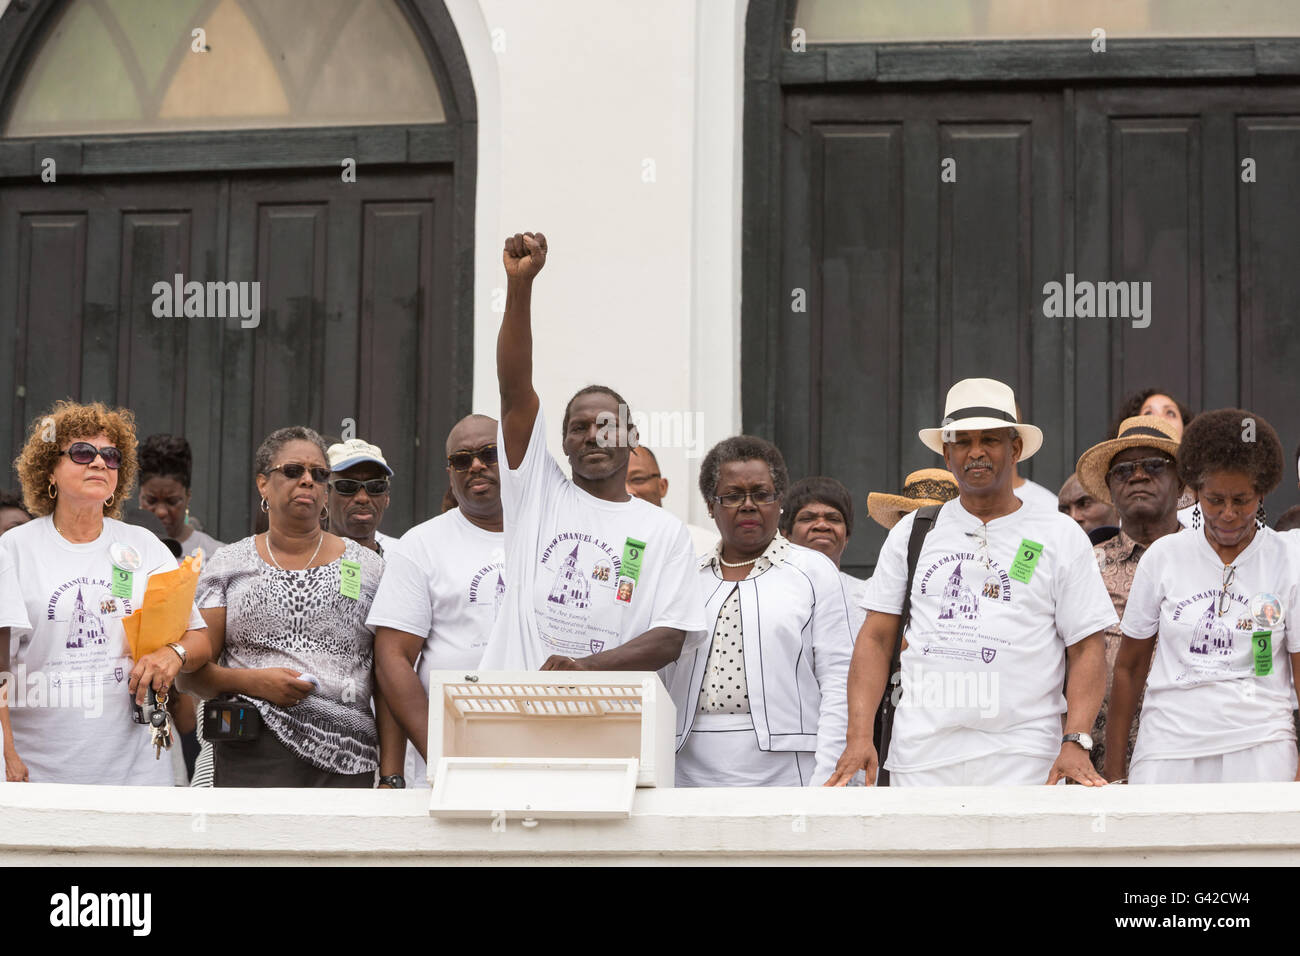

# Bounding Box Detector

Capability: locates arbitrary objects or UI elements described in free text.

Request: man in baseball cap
[829,377,1117,788]
[326,438,395,556]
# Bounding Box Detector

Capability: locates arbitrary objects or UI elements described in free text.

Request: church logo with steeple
[1189,602,1234,658]
[938,564,979,622]
[547,544,591,608]
[65,587,109,650]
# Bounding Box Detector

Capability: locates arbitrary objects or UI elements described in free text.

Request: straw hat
[1075,415,1180,504]
[867,468,960,529]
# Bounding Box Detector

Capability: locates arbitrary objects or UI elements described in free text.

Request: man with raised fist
[480,232,705,672]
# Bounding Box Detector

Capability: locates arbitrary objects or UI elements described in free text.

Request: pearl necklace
[265,531,324,571]
[719,555,758,568]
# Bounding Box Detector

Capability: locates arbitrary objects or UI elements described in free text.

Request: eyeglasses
[712,490,780,508]
[965,525,993,571]
[330,478,390,497]
[447,443,498,472]
[1106,456,1172,484]
[60,442,122,469]
[267,463,331,484]
[1219,564,1236,617]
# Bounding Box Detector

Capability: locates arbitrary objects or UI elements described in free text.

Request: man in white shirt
[827,377,1116,787]
[626,445,717,556]
[369,415,505,788]
[480,232,705,672]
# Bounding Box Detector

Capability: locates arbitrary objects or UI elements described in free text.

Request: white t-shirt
[366,509,505,788]
[687,523,718,559]
[840,570,867,639]
[1014,478,1060,512]
[0,516,205,785]
[480,408,707,670]
[861,498,1117,772]
[1122,526,1300,765]
[375,530,398,554]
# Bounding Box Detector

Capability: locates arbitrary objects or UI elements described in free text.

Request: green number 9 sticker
[339,559,361,600]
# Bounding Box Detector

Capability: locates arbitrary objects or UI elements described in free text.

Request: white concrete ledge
[3,783,1299,865]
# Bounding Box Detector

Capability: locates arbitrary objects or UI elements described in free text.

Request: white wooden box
[424,671,676,820]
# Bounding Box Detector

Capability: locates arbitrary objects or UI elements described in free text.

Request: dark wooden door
[780,90,1064,577]
[1073,85,1300,522]
[777,83,1300,577]
[0,167,457,540]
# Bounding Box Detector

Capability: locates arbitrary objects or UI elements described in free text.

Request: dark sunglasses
[1107,456,1173,484]
[268,462,331,483]
[61,442,122,469]
[447,443,498,472]
[330,478,390,497]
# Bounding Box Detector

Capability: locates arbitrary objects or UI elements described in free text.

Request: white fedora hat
[918,378,1043,460]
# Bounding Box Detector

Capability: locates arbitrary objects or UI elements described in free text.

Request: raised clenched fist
[503,231,547,280]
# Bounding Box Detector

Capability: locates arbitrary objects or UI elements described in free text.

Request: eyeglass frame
[59,442,122,470]
[266,462,332,484]
[711,489,780,509]
[1218,564,1236,617]
[329,477,391,497]
[1106,455,1174,485]
[447,443,498,472]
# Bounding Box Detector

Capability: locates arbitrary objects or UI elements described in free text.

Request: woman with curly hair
[137,434,224,558]
[0,401,209,784]
[1108,408,1300,784]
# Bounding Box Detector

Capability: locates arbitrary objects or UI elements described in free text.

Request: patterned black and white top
[195,536,385,775]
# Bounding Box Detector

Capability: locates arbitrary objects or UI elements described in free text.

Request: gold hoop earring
[48,481,57,499]
[260,497,269,514]
[105,494,113,507]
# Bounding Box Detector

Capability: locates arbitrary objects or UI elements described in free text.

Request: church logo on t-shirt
[1190,603,1234,658]
[468,563,507,609]
[938,564,979,622]
[548,544,591,608]
[66,587,110,650]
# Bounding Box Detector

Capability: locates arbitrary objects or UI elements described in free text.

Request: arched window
[5,0,445,136]
[0,0,475,540]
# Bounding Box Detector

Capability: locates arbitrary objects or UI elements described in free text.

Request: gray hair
[698,435,789,504]
[254,426,328,475]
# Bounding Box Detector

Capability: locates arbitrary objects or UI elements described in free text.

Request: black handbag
[873,503,941,786]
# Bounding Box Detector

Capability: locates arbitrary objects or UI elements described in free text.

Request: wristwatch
[1062,732,1094,751]
[166,642,187,666]
[378,774,406,789]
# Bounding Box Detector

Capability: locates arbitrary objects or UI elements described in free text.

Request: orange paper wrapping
[125,551,204,661]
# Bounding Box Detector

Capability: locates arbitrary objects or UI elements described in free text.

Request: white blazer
[664,541,856,784]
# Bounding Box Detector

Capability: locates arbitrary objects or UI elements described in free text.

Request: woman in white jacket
[666,436,856,786]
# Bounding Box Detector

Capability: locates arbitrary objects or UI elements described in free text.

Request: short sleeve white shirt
[480,408,707,670]
[0,516,205,785]
[1122,526,1300,764]
[861,498,1117,772]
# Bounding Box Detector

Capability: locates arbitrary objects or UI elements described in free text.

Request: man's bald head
[445,414,497,456]
[627,446,668,506]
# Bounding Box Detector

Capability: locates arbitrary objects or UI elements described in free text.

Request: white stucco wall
[447,0,746,528]
[6,781,1300,865]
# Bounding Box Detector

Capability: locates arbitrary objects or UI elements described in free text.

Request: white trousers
[890,751,1057,787]
[1129,740,1298,784]
[676,714,816,787]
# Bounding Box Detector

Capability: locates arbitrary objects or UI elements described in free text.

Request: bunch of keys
[150,689,174,759]
[131,685,174,759]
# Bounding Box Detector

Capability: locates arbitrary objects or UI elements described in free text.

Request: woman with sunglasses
[178,426,388,787]
[0,401,209,784]
[663,436,855,786]
[1108,408,1300,784]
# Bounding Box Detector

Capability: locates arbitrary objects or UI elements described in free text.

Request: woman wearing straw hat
[1073,415,1185,777]
[867,469,960,531]
[1107,408,1300,784]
